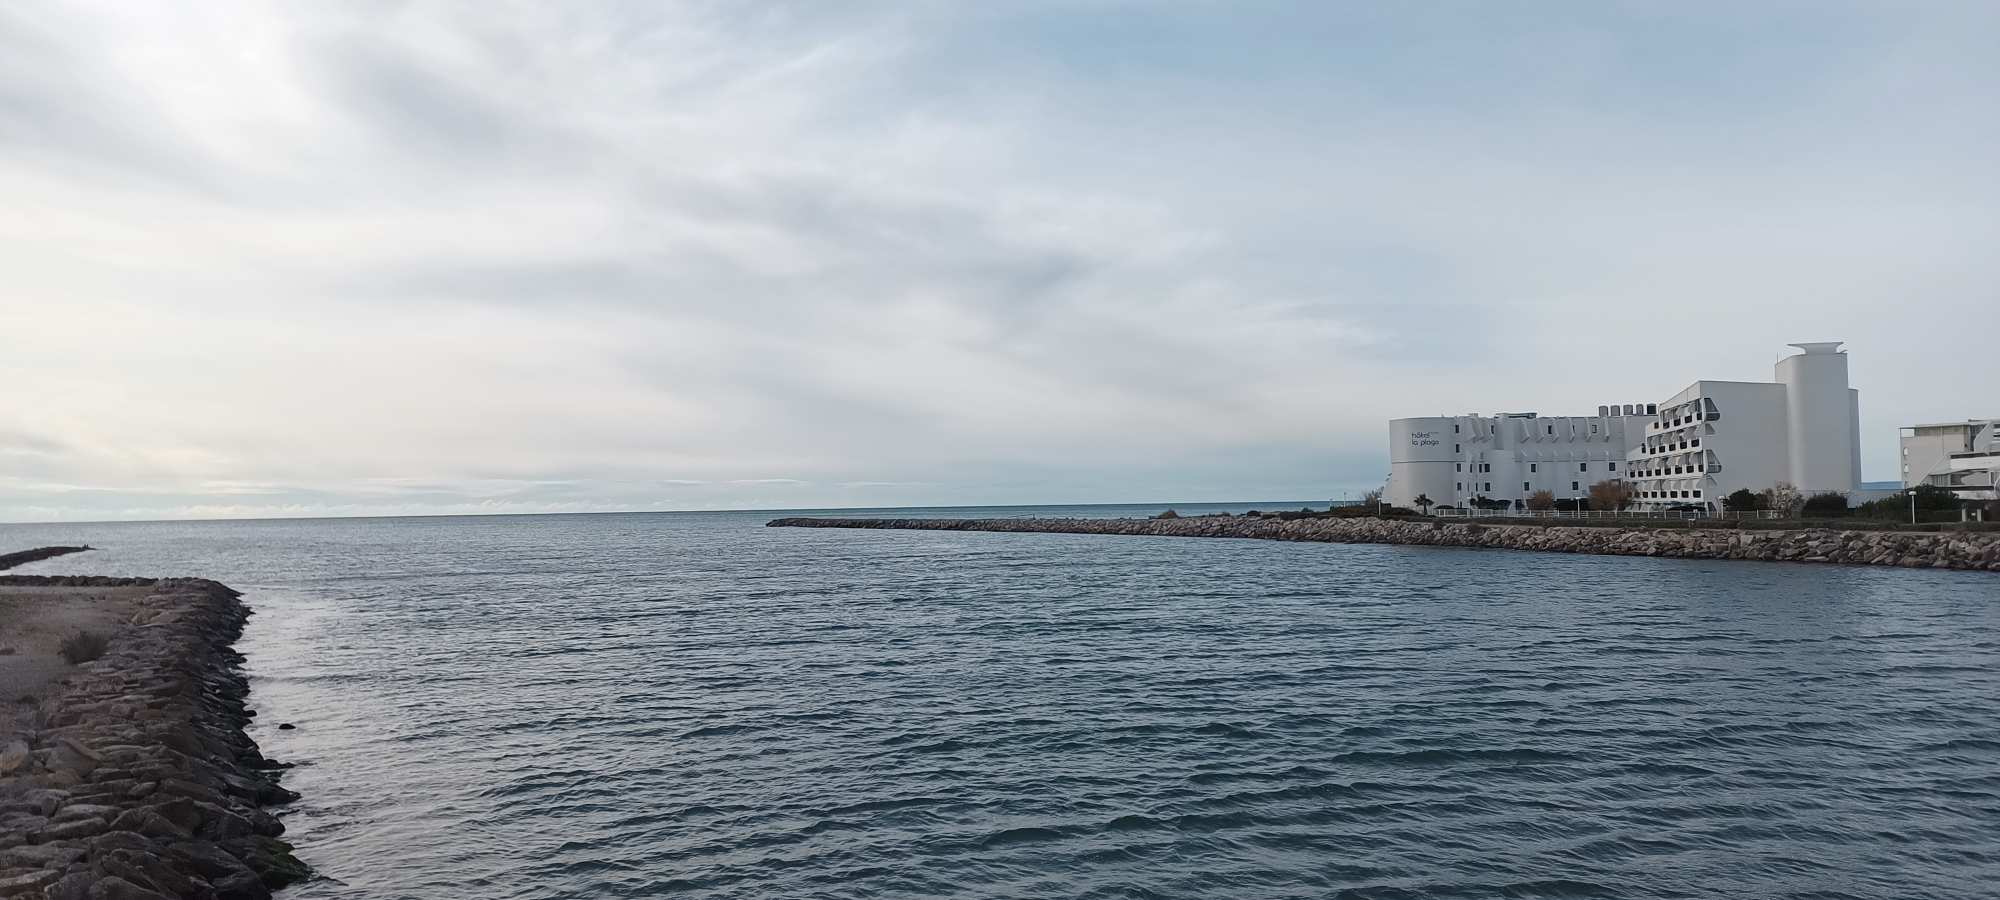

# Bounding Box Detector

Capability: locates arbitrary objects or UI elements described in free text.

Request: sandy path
[0,584,150,737]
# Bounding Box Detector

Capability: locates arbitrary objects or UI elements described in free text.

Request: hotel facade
[1901,418,2000,501]
[1386,342,1863,512]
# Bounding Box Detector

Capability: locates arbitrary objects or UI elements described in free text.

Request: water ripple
[4,507,1999,899]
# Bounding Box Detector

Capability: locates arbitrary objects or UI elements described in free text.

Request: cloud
[2,1,1997,521]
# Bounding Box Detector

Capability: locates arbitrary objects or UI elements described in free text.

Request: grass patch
[59,631,109,665]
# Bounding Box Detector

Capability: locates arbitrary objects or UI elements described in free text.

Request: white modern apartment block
[1386,406,1655,509]
[1385,342,1865,512]
[1901,419,1999,500]
[1624,342,1861,509]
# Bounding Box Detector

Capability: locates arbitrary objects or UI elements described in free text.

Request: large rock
[0,741,30,775]
[0,867,61,895]
[0,842,84,870]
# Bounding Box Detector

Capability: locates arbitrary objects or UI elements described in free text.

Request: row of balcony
[1637,437,1701,457]
[1629,463,1723,479]
[1647,411,1719,434]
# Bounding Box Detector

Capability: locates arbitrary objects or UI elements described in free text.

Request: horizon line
[0,498,1341,528]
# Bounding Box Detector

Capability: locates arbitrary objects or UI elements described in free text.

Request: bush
[1914,484,1963,513]
[59,631,109,665]
[1801,492,1850,517]
[1723,488,1762,512]
[1588,480,1635,511]
[1762,482,1802,516]
[1526,490,1556,511]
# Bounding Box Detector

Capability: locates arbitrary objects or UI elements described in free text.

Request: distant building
[1386,407,1654,510]
[1624,343,1862,509]
[1386,342,1865,512]
[1900,418,1999,501]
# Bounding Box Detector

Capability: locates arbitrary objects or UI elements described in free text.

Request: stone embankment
[769,516,2000,571]
[0,550,90,573]
[0,576,307,899]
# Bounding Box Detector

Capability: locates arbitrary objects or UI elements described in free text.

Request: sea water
[5,507,1997,899]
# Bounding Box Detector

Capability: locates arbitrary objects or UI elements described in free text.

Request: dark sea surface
[4,505,1999,899]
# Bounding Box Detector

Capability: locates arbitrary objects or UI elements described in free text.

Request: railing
[1429,508,1785,521]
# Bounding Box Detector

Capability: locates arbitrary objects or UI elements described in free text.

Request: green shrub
[1801,492,1849,517]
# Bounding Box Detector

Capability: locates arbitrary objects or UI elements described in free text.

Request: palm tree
[1414,493,1433,515]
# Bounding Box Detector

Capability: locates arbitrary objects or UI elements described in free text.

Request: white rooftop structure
[1901,418,1999,501]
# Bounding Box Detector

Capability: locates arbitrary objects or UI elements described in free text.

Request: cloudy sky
[3,2,1996,522]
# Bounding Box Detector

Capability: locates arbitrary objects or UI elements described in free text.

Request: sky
[3,1,1997,522]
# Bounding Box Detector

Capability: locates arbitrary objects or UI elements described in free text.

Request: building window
[1484,483,1491,492]
[1454,424,1460,433]
[1609,462,1617,471]
[1572,481,1579,491]
[1579,463,1588,472]
[1524,482,1531,491]
[1546,425,1554,435]
[1591,423,1599,434]
[1693,490,1703,498]
[1530,463,1537,472]
[1454,444,1460,453]
[1456,482,1462,490]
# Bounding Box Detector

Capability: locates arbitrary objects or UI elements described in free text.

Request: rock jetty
[768,516,2000,571]
[0,576,307,899]
[0,549,90,573]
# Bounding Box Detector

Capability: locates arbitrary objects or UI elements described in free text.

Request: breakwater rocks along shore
[769,516,2000,572]
[0,566,307,899]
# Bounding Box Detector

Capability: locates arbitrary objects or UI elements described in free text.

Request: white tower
[1773,342,1861,495]
[1385,417,1456,508]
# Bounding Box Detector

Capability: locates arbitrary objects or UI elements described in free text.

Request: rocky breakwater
[0,550,91,574]
[0,576,307,899]
[768,516,2000,571]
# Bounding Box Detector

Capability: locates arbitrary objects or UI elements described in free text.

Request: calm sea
[4,505,1998,899]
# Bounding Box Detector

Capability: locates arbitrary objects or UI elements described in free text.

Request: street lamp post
[1908,488,1917,526]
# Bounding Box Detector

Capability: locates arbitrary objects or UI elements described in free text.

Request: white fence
[1425,508,1786,521]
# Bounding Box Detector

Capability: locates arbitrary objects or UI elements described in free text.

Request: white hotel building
[1901,418,2000,501]
[1387,342,1863,511]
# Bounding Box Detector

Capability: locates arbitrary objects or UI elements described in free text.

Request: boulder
[0,867,61,895]
[31,816,109,843]
[83,875,175,900]
[0,741,29,775]
[0,842,85,870]
[106,808,190,841]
